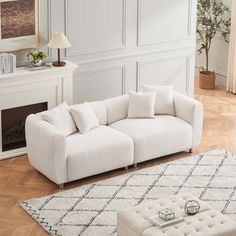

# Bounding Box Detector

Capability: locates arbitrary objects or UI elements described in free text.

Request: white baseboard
[195,64,227,87]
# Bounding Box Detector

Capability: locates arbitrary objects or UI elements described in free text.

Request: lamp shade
[47,32,71,49]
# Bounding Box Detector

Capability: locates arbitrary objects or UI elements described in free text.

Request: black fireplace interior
[1,102,48,152]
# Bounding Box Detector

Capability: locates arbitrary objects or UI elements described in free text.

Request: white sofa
[25,92,203,187]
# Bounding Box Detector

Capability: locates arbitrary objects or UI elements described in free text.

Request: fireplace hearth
[1,102,47,152]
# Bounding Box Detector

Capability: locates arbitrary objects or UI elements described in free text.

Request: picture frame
[0,0,39,52]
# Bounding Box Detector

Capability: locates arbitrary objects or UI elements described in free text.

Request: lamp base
[53,61,66,67]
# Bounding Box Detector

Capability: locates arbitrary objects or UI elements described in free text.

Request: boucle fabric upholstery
[26,91,203,185]
[143,209,236,236]
[66,126,134,181]
[110,116,192,164]
[117,192,236,236]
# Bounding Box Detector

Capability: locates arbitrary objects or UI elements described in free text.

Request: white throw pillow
[41,102,77,136]
[128,91,155,118]
[70,102,99,133]
[143,85,175,115]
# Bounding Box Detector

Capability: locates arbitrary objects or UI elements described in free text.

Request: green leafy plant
[27,50,46,64]
[196,0,231,73]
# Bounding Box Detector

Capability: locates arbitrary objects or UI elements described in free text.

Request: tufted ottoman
[117,192,236,236]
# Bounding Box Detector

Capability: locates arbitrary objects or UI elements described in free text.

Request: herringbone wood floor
[1,82,236,236]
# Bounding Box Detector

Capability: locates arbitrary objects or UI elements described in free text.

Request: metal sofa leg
[124,166,129,171]
[59,184,64,189]
[133,163,137,168]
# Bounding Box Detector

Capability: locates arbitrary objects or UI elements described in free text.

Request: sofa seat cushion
[110,116,192,163]
[66,126,134,181]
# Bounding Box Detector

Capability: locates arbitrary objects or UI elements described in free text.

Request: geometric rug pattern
[21,149,236,236]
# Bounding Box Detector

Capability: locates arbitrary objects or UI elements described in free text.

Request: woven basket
[199,71,215,90]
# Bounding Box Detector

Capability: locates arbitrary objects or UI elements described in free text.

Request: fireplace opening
[1,102,48,152]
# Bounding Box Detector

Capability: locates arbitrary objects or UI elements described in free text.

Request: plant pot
[199,71,215,90]
[32,60,43,67]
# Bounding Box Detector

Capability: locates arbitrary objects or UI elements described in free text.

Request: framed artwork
[0,0,39,52]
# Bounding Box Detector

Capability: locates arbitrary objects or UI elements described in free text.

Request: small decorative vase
[32,60,43,67]
[185,200,200,215]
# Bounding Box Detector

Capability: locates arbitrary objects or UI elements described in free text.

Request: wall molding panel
[137,0,194,46]
[65,0,127,56]
[74,65,126,103]
[137,55,192,94]
[14,0,197,102]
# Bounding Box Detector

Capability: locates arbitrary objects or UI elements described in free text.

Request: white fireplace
[0,61,78,160]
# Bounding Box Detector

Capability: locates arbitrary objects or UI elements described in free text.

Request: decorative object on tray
[185,200,200,215]
[24,63,52,72]
[27,50,46,67]
[149,215,184,228]
[0,53,16,74]
[159,209,175,221]
[0,0,39,52]
[47,32,71,67]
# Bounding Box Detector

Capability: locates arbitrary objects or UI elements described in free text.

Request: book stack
[0,53,16,75]
[149,215,184,228]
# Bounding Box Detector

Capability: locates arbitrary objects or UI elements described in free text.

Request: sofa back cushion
[103,95,129,125]
[90,101,107,125]
[143,84,175,116]
[40,102,77,136]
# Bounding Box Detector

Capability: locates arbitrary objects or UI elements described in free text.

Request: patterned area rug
[21,149,236,236]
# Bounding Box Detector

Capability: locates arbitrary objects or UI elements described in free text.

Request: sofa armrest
[25,114,67,185]
[174,92,203,148]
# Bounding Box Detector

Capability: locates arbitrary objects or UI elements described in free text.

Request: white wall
[16,0,197,103]
[195,0,231,86]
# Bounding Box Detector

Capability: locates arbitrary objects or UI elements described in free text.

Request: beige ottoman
[117,193,236,236]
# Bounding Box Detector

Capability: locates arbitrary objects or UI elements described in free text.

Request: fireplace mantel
[0,61,78,160]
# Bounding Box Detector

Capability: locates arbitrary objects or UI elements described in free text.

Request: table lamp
[47,32,71,67]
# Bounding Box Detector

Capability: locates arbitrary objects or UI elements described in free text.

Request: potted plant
[27,50,46,67]
[196,0,231,89]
